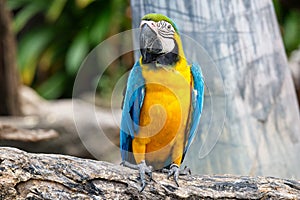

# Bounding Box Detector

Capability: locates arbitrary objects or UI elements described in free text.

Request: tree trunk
[289,48,300,106]
[0,147,299,199]
[0,0,21,116]
[131,0,300,179]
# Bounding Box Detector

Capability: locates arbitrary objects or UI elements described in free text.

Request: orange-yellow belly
[132,65,191,169]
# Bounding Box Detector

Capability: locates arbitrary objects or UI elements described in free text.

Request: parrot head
[139,13,183,66]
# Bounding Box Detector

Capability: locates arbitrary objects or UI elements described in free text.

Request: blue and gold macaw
[120,13,204,190]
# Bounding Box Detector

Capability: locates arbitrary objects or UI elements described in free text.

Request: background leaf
[65,30,89,76]
[18,27,54,84]
[36,72,67,99]
[12,3,46,33]
[46,0,67,22]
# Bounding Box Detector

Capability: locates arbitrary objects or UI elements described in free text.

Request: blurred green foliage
[273,0,300,55]
[7,0,132,100]
[7,0,300,100]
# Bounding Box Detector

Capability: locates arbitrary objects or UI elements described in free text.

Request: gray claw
[163,164,192,187]
[166,164,180,187]
[121,160,153,192]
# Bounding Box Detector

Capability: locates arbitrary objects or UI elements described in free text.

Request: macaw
[120,13,204,191]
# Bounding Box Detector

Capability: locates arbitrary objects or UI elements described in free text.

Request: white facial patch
[159,37,175,53]
[140,20,176,54]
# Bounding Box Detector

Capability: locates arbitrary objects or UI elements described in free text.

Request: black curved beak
[140,24,163,63]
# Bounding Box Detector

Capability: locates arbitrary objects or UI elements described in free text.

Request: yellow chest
[138,61,192,149]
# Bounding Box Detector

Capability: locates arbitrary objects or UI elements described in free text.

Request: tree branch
[0,147,299,199]
[0,124,58,142]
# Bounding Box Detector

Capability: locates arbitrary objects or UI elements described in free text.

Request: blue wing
[120,61,145,163]
[182,63,205,160]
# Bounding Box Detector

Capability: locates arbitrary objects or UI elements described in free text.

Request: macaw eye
[167,24,172,30]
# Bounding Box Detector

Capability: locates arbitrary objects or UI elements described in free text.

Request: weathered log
[0,147,299,199]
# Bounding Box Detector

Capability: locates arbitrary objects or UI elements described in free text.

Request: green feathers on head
[142,13,179,33]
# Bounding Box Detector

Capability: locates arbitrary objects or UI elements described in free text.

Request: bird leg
[121,160,153,192]
[162,164,191,187]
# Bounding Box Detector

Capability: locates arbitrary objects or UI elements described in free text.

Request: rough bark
[0,0,21,115]
[0,147,299,199]
[131,0,300,179]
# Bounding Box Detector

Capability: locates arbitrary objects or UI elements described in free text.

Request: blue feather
[120,61,145,162]
[182,63,205,160]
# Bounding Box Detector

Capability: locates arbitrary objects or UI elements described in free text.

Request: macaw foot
[121,160,153,192]
[162,164,191,187]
